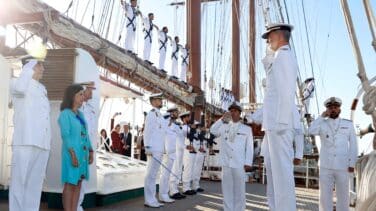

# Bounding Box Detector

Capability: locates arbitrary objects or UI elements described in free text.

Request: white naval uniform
[142,17,154,61]
[182,129,198,192]
[252,107,303,211]
[170,40,180,78]
[143,107,167,205]
[77,100,98,211]
[211,119,253,211]
[309,117,358,211]
[262,44,298,211]
[169,124,187,195]
[159,119,179,201]
[192,131,206,190]
[180,48,189,82]
[158,31,168,70]
[9,61,51,211]
[123,3,137,52]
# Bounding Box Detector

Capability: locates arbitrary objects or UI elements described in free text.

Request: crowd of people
[6,19,362,211]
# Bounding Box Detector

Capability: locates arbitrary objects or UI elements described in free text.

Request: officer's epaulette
[151,108,155,112]
[342,118,352,122]
[280,47,289,51]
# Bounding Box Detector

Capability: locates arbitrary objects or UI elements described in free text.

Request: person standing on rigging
[180,44,189,83]
[170,36,181,79]
[261,23,298,211]
[121,0,140,54]
[157,26,171,72]
[142,13,155,65]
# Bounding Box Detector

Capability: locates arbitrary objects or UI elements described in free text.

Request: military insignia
[326,134,329,138]
[340,127,348,129]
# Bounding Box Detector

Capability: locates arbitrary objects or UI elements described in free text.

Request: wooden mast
[232,0,240,101]
[187,0,202,120]
[249,0,256,103]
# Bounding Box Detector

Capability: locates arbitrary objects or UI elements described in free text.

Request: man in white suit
[211,101,253,211]
[309,97,358,211]
[9,57,51,211]
[261,23,298,211]
[143,93,167,208]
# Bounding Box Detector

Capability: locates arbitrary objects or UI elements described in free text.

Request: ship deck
[0,180,325,211]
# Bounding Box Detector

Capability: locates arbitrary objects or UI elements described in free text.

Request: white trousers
[263,137,276,211]
[144,152,163,204]
[265,130,296,211]
[170,147,184,194]
[180,65,187,82]
[319,167,350,211]
[124,27,136,52]
[171,58,178,77]
[221,166,246,211]
[9,146,49,211]
[159,153,176,199]
[192,152,205,190]
[143,39,152,61]
[158,50,167,70]
[182,150,196,191]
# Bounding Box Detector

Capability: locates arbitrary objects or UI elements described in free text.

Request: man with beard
[309,97,358,211]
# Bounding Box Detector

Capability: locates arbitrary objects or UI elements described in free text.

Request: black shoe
[196,188,204,192]
[127,50,133,54]
[183,190,196,195]
[145,60,153,65]
[170,193,186,199]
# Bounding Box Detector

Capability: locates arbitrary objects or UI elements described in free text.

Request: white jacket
[309,117,358,170]
[262,45,298,131]
[211,120,253,168]
[144,108,167,153]
[10,61,51,150]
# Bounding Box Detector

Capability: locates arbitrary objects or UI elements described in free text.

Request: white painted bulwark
[0,55,11,187]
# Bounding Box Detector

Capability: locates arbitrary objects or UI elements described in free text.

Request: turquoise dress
[58,109,92,185]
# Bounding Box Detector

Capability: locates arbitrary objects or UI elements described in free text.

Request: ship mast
[249,0,256,103]
[232,0,240,101]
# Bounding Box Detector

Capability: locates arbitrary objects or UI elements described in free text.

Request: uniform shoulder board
[151,108,155,112]
[342,118,352,122]
[280,47,289,51]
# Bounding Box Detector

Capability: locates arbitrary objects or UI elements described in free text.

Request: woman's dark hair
[100,129,107,138]
[60,84,84,111]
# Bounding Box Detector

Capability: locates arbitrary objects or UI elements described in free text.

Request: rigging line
[63,0,74,16]
[74,0,80,20]
[104,0,116,39]
[210,2,219,104]
[90,0,96,30]
[300,0,320,114]
[98,0,110,35]
[80,0,92,24]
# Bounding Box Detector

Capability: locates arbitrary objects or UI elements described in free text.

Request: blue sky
[41,0,375,153]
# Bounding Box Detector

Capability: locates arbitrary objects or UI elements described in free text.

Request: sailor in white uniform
[192,123,207,193]
[308,97,358,211]
[247,105,303,211]
[170,36,181,79]
[9,57,51,211]
[180,45,189,83]
[261,23,298,211]
[143,93,167,208]
[158,26,170,71]
[121,0,139,53]
[142,13,155,64]
[169,111,190,199]
[181,121,200,195]
[77,82,98,211]
[159,107,180,203]
[211,102,254,211]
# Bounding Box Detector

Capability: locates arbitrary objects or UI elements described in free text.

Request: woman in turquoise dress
[58,84,93,211]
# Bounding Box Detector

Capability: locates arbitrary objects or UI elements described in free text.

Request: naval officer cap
[262,23,294,39]
[80,81,96,90]
[149,92,164,100]
[179,111,190,118]
[324,97,342,107]
[228,101,243,112]
[167,106,178,112]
